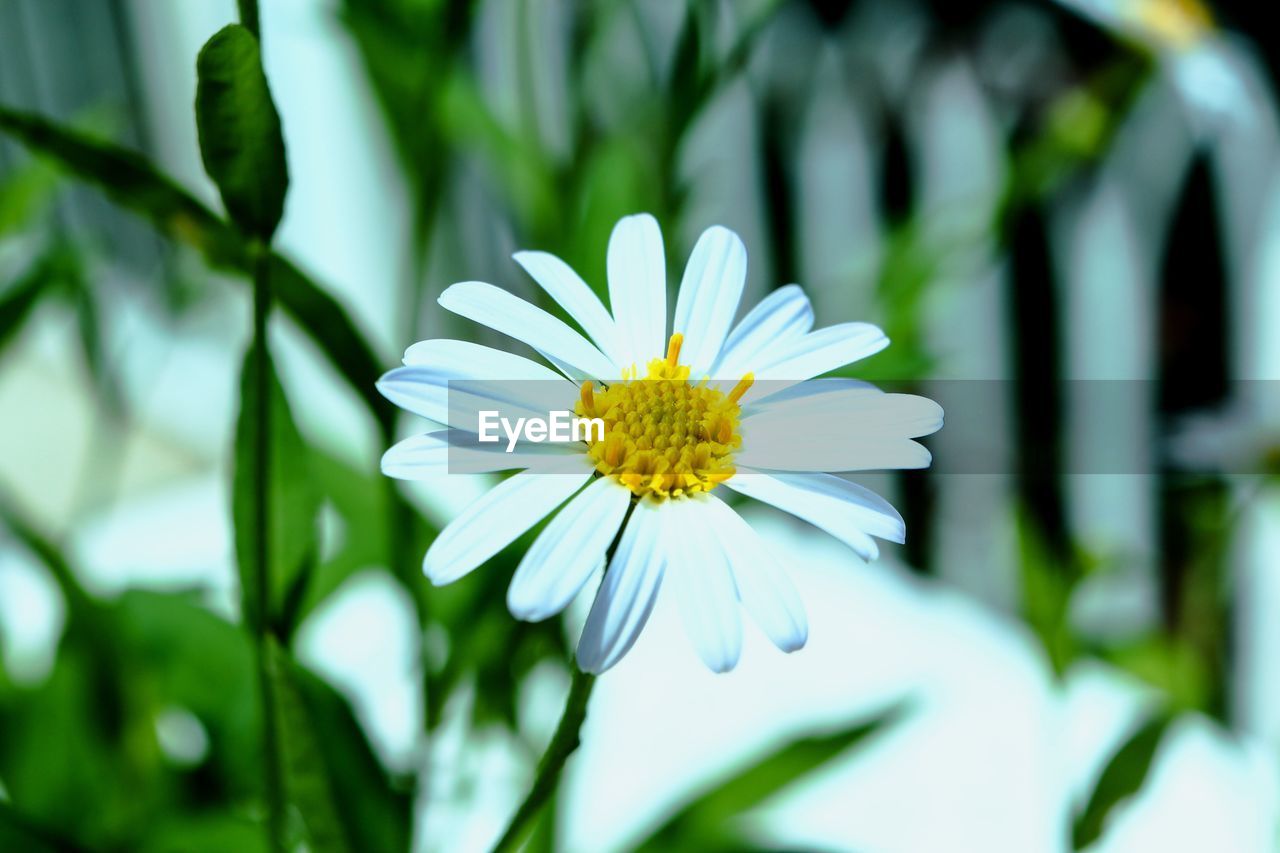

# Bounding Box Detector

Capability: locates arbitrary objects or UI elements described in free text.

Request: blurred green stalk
[249,239,287,853]
[490,514,636,852]
[492,667,596,853]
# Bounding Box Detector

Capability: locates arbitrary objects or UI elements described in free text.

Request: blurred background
[2,0,1279,850]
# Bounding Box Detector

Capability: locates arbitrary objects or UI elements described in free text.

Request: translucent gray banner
[414,379,1280,476]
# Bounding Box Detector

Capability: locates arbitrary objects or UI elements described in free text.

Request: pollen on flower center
[574,333,753,499]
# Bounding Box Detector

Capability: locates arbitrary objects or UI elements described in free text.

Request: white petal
[673,226,747,374]
[713,284,814,377]
[725,471,907,560]
[422,465,593,585]
[702,494,807,653]
[667,497,742,673]
[507,477,631,621]
[379,340,577,425]
[737,391,940,472]
[381,430,581,479]
[378,372,576,431]
[607,213,666,370]
[742,377,881,414]
[576,498,667,674]
[751,322,889,387]
[401,339,566,376]
[513,251,621,366]
[743,390,943,438]
[439,282,616,380]
[736,440,931,473]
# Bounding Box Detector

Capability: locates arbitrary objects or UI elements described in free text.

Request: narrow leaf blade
[232,339,320,633]
[635,703,907,850]
[1072,713,1173,849]
[0,106,388,431]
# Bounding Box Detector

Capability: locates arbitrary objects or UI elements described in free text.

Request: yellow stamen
[574,334,751,499]
[665,333,684,367]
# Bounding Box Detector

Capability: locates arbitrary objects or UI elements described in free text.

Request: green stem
[239,0,281,837]
[490,516,630,852]
[238,0,261,41]
[491,666,596,853]
[249,241,287,852]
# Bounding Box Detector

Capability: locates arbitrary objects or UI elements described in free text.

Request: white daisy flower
[378,214,942,674]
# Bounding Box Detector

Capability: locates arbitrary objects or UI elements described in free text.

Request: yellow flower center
[575,333,753,499]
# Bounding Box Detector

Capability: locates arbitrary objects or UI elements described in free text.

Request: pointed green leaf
[232,339,319,634]
[0,262,49,358]
[195,25,288,240]
[1072,713,1173,849]
[634,703,907,850]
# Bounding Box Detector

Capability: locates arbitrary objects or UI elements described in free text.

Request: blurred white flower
[378,214,942,674]
[1053,0,1252,130]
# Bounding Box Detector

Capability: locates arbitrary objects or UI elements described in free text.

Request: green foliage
[1072,713,1173,849]
[426,534,570,730]
[195,25,289,241]
[560,137,661,300]
[0,800,85,852]
[0,106,389,432]
[634,703,906,850]
[0,254,53,357]
[232,339,320,637]
[0,495,402,853]
[0,154,59,238]
[0,584,262,849]
[1105,638,1211,714]
[492,668,596,852]
[270,641,413,853]
[1014,507,1092,675]
[298,451,394,624]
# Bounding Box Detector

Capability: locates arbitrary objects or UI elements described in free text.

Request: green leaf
[668,1,708,126]
[633,703,907,850]
[1014,507,1084,674]
[114,590,261,792]
[1105,637,1210,712]
[140,812,267,853]
[0,106,389,433]
[0,154,59,237]
[195,25,289,240]
[0,799,87,853]
[564,138,658,302]
[0,260,50,358]
[298,449,436,628]
[270,643,413,853]
[338,0,463,183]
[232,339,320,635]
[1073,712,1173,849]
[425,526,570,730]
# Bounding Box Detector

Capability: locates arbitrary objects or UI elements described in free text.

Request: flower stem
[490,516,630,852]
[249,240,287,852]
[237,0,261,41]
[491,666,596,853]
